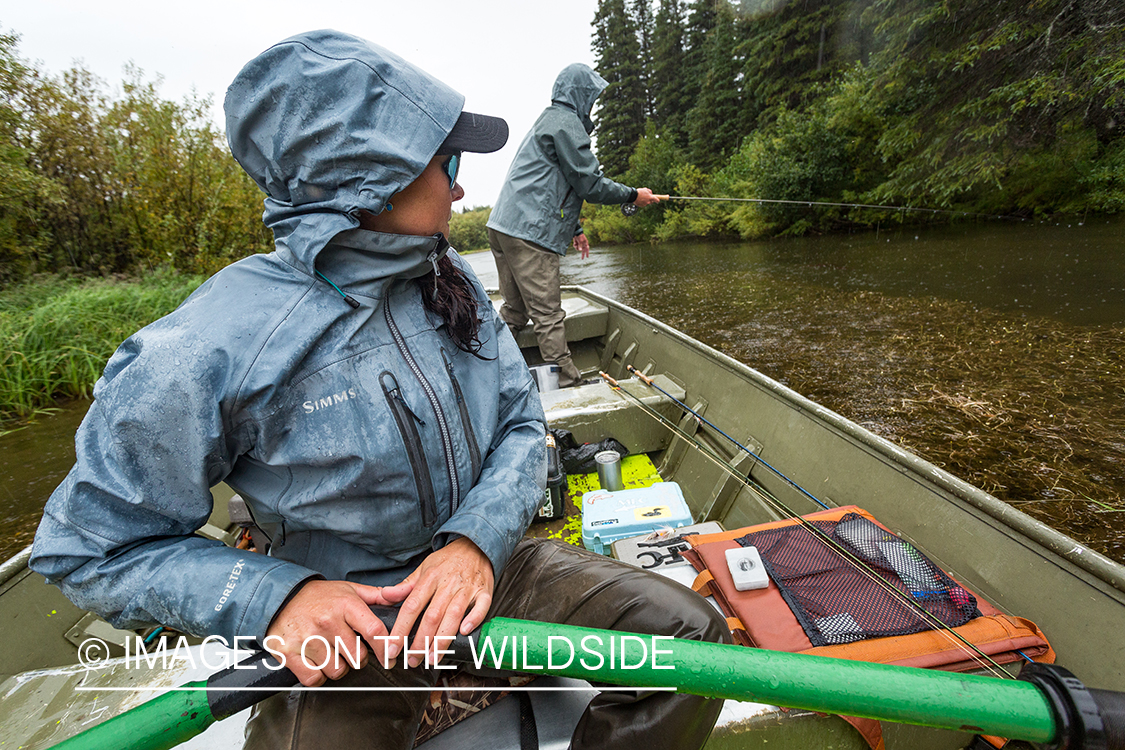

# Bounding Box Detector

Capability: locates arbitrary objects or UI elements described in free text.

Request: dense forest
[582,0,1125,243]
[1,0,1123,283]
[0,30,271,284]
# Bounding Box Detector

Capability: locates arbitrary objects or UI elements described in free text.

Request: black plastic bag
[549,428,629,475]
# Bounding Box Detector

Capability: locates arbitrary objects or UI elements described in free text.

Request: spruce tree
[681,0,718,123]
[652,0,690,147]
[631,0,656,119]
[592,0,647,177]
[687,0,744,171]
[739,0,853,124]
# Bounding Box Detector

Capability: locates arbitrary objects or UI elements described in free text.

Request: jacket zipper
[384,298,461,514]
[560,186,575,219]
[442,348,481,478]
[380,371,438,527]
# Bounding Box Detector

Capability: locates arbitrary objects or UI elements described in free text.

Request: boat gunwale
[0,545,32,588]
[561,284,1125,597]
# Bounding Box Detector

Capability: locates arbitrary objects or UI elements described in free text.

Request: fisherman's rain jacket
[30,30,547,647]
[486,64,634,255]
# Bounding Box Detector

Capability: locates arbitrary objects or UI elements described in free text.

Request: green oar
[46,650,292,750]
[49,612,1123,750]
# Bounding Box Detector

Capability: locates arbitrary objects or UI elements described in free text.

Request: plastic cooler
[581,482,693,555]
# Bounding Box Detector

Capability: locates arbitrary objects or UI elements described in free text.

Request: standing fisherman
[487,63,663,388]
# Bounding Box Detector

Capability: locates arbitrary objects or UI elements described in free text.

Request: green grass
[0,272,205,422]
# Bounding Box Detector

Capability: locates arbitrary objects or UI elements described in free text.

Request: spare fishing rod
[621,195,1025,221]
[600,371,1012,677]
[627,364,830,511]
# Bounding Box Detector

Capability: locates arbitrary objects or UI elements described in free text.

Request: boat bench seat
[540,375,685,457]
[490,291,610,347]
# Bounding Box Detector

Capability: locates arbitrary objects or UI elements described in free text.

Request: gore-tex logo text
[214,560,245,612]
[303,387,358,414]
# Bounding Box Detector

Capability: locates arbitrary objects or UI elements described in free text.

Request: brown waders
[243,538,730,749]
[487,228,583,387]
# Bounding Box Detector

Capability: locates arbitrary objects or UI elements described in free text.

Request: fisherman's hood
[551,64,607,135]
[224,30,464,274]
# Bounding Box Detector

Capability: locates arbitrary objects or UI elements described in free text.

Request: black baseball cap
[437,111,509,155]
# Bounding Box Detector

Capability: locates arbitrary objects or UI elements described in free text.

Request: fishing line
[599,371,1010,678]
[622,196,1024,222]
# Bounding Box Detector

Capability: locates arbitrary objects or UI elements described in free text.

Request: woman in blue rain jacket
[31,28,543,661]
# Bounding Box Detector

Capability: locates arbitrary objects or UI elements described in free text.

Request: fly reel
[621,202,638,217]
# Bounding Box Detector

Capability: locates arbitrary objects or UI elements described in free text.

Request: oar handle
[207,650,295,720]
[1089,689,1125,748]
[45,606,476,750]
[209,605,476,719]
[1090,689,1125,747]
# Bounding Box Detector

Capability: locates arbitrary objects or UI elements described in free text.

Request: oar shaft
[477,618,1057,743]
[48,681,216,750]
[50,617,1118,749]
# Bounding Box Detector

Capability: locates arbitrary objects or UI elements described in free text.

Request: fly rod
[621,196,1024,221]
[45,607,1125,750]
[626,364,829,511]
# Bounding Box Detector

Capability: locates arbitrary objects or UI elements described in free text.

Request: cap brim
[437,111,509,154]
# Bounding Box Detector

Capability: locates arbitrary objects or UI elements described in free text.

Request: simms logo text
[303,388,358,414]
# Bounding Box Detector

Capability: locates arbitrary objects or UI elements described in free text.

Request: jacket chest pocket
[380,370,438,528]
[441,348,481,480]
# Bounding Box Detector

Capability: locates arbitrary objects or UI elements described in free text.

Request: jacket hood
[551,64,607,135]
[224,30,464,272]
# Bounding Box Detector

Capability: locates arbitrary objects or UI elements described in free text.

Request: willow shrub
[1081,139,1125,214]
[583,124,691,244]
[448,206,491,253]
[0,272,204,421]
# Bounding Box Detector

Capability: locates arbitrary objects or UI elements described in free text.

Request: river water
[2,217,1122,565]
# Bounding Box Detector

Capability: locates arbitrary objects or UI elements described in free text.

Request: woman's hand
[377,536,494,668]
[264,579,397,686]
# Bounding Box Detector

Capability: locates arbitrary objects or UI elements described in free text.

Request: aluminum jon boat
[1,285,1122,750]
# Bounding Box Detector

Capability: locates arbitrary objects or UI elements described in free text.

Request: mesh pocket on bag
[736,513,981,647]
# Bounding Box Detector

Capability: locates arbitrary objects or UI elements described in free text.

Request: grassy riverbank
[0,273,204,424]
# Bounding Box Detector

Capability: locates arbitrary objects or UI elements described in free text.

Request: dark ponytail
[417,254,491,358]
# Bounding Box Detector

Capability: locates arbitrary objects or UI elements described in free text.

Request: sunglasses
[440,152,461,189]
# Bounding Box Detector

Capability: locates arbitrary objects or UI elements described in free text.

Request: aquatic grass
[0,273,205,422]
[1083,495,1125,513]
[622,278,1125,565]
